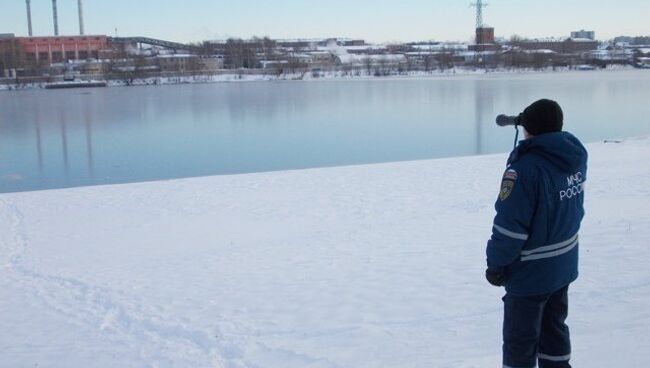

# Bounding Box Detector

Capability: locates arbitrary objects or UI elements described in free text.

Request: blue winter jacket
[486,131,588,296]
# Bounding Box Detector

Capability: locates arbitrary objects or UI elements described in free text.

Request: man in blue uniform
[485,99,588,368]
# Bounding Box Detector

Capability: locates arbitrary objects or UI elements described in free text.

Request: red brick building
[515,38,599,54]
[476,27,495,45]
[17,35,108,64]
[0,34,21,73]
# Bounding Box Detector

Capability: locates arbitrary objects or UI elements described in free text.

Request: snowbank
[1,137,649,367]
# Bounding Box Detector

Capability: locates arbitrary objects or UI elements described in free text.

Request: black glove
[485,268,506,287]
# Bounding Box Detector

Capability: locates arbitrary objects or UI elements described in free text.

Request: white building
[334,54,407,67]
[571,30,595,40]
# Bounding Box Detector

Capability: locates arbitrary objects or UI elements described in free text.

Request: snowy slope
[1,137,649,368]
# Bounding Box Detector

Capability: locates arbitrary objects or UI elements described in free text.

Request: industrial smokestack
[52,0,59,36]
[78,0,85,35]
[26,0,33,36]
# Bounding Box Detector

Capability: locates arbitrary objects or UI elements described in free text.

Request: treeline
[192,37,277,69]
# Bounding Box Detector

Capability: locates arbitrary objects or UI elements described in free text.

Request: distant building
[500,49,557,68]
[514,38,598,54]
[206,38,366,53]
[277,38,364,49]
[614,36,650,47]
[0,34,20,75]
[476,27,495,44]
[334,54,407,68]
[409,43,469,52]
[304,51,335,68]
[583,49,633,64]
[637,57,650,68]
[337,44,388,55]
[157,54,198,72]
[470,27,500,51]
[571,30,595,40]
[17,35,109,64]
[456,50,499,63]
[156,54,224,72]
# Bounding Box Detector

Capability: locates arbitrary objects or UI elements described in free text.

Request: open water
[1,70,649,193]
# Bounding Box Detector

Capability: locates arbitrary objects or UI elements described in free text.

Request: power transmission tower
[470,0,490,67]
[470,0,488,29]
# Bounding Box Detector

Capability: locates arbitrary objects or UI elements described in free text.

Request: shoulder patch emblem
[503,169,518,181]
[499,180,515,201]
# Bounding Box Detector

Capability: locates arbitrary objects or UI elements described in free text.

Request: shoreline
[3,135,646,196]
[0,64,640,91]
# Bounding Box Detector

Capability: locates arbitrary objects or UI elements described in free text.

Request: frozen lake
[2,69,649,193]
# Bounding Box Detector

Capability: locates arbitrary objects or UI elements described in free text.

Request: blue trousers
[502,285,572,368]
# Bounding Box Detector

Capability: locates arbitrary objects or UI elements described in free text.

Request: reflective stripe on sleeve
[493,224,529,241]
[538,353,571,362]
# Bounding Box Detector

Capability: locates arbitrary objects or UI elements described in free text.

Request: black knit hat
[521,99,564,136]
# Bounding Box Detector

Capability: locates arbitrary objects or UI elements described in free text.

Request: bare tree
[115,55,149,85]
[187,56,201,80]
[272,61,284,77]
[532,53,549,70]
[363,56,373,76]
[377,56,388,76]
[287,53,308,76]
[342,63,352,76]
[509,35,526,47]
[194,41,216,57]
[632,36,650,45]
[260,37,276,64]
[224,38,244,69]
[423,54,435,72]
[436,52,453,71]
[404,56,416,73]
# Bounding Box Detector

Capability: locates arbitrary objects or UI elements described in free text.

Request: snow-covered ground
[1,137,649,368]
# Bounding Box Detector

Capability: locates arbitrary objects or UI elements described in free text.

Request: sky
[1,0,648,43]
